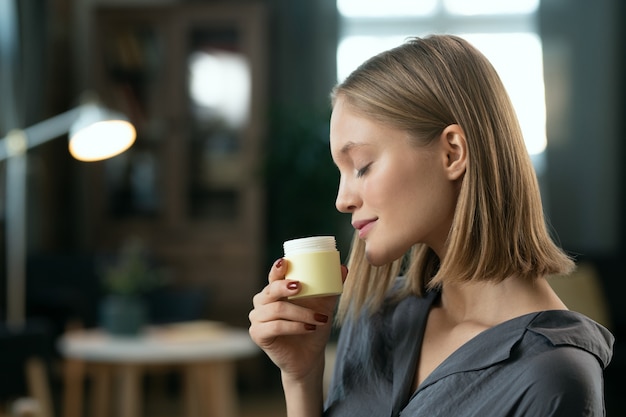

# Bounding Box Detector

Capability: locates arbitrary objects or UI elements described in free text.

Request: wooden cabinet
[83,3,267,325]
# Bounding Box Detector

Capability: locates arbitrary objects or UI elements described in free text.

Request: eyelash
[356,163,372,178]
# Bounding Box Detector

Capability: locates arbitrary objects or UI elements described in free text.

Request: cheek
[361,179,383,206]
[394,165,453,228]
[362,173,399,210]
[364,160,410,204]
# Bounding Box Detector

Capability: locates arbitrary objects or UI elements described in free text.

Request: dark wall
[541,1,621,257]
[256,0,351,264]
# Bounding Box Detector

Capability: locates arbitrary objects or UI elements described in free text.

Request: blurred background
[0,0,624,416]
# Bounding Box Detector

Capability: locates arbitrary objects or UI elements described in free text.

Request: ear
[440,124,467,181]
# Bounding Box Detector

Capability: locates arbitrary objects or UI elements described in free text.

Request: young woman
[249,34,614,416]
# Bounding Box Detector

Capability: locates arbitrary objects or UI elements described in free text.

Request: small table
[58,321,259,417]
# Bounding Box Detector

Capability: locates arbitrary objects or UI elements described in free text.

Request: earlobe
[441,124,467,180]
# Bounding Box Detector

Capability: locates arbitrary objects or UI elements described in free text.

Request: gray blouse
[324,290,614,417]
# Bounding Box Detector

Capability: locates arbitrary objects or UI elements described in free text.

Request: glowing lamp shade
[68,104,136,161]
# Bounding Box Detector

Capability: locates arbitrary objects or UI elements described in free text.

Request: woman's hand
[249,258,347,382]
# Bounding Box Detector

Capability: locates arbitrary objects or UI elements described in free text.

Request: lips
[352,218,377,239]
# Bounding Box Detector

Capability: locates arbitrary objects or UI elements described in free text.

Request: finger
[253,279,301,307]
[341,264,349,283]
[250,300,329,327]
[268,257,287,283]
[249,319,317,346]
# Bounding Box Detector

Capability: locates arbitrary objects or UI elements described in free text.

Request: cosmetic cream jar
[283,236,343,299]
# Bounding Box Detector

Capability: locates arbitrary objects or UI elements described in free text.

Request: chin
[364,240,411,267]
[365,255,387,267]
[364,248,397,267]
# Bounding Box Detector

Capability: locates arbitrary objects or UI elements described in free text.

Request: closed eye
[356,162,372,178]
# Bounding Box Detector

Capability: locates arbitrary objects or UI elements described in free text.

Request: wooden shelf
[84,3,267,325]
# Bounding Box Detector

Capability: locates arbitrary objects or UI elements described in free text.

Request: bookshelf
[83,3,267,325]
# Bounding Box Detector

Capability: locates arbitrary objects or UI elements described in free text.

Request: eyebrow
[340,141,368,155]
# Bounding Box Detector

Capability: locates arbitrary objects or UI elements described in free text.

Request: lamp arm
[0,106,81,161]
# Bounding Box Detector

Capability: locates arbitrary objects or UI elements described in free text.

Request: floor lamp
[1,99,136,327]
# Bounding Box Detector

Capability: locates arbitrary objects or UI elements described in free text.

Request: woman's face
[330,97,463,265]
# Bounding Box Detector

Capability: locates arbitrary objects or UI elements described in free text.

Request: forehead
[330,98,376,154]
[330,97,413,160]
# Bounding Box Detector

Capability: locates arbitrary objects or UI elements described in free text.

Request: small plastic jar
[283,236,343,299]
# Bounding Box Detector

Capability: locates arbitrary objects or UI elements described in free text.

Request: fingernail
[287,281,299,290]
[304,323,316,331]
[314,313,329,323]
[275,258,284,269]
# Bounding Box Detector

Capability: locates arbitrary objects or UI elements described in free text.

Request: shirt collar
[527,309,614,368]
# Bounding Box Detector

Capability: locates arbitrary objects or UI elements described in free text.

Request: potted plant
[99,238,163,336]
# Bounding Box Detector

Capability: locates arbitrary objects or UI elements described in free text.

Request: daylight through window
[337,0,546,163]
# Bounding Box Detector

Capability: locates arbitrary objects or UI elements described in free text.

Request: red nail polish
[304,323,316,331]
[287,281,299,290]
[314,313,329,323]
[275,258,284,269]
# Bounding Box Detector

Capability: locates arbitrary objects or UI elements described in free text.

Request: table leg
[63,358,84,417]
[90,364,112,417]
[183,366,199,417]
[198,361,237,417]
[118,364,142,417]
[26,357,53,417]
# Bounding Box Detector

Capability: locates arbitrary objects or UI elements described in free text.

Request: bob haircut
[331,34,574,323]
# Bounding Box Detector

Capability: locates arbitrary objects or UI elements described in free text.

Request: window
[337,0,546,168]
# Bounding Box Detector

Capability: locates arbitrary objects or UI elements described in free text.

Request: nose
[335,175,359,213]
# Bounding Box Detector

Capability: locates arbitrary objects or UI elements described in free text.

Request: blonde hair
[333,34,574,323]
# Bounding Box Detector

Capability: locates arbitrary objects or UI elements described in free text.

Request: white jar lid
[283,236,337,255]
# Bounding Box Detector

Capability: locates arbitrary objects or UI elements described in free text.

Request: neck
[438,276,567,327]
